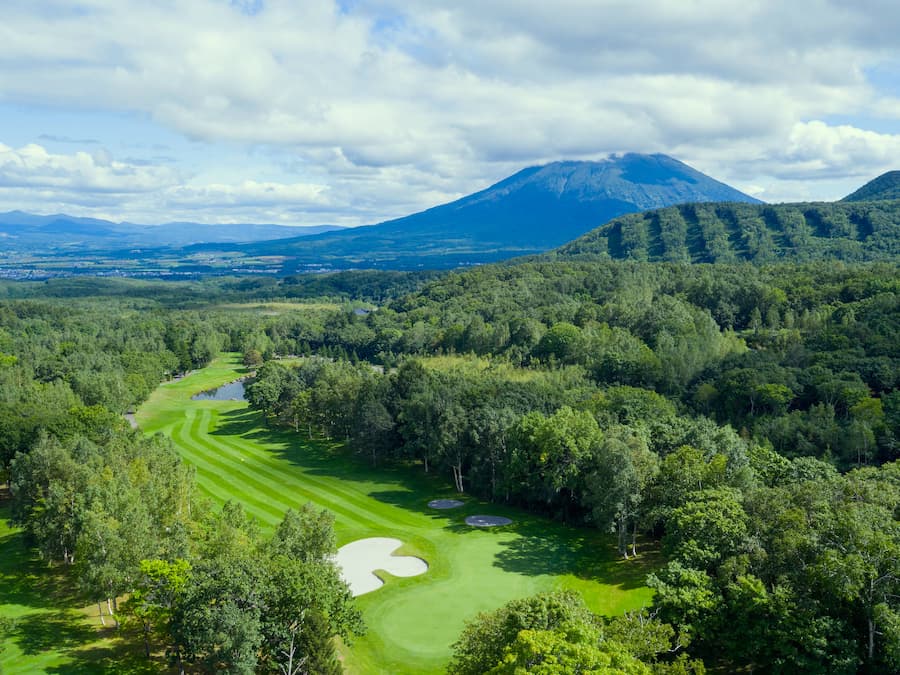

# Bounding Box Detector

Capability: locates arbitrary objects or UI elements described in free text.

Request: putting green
[137,354,656,674]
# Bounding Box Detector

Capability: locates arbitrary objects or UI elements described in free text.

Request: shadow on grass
[491,519,660,589]
[12,610,98,655]
[45,642,164,675]
[207,408,661,589]
[211,408,443,491]
[0,511,82,611]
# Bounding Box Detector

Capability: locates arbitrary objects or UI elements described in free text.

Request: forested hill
[842,171,900,202]
[550,200,900,263]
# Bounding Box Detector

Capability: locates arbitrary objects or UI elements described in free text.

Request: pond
[191,379,247,401]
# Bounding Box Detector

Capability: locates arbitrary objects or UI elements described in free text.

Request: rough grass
[0,503,160,675]
[137,354,657,674]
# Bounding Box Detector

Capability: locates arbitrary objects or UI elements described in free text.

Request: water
[191,380,247,401]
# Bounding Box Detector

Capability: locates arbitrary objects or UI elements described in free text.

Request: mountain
[200,153,761,271]
[551,201,900,264]
[0,211,342,253]
[842,171,900,202]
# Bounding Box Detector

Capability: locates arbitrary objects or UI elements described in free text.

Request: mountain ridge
[550,200,900,264]
[199,153,761,271]
[0,211,343,252]
[842,171,900,202]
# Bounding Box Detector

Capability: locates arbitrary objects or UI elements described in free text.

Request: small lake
[191,380,247,401]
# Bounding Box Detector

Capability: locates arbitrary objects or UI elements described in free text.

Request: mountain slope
[842,171,900,202]
[0,211,341,253]
[206,154,760,271]
[551,201,900,264]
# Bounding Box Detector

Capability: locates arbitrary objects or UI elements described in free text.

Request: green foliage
[447,591,603,675]
[556,201,900,263]
[449,592,702,675]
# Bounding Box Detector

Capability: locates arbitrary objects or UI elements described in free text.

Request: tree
[507,407,602,518]
[268,504,336,564]
[586,427,658,557]
[122,559,191,660]
[448,591,596,675]
[662,488,748,570]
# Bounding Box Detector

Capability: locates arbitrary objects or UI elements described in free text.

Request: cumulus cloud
[0,0,898,218]
[0,142,180,192]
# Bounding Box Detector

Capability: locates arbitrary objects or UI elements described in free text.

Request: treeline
[552,201,900,263]
[241,261,900,470]
[0,269,440,306]
[449,591,704,674]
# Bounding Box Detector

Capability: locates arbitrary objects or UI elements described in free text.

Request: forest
[0,257,898,672]
[553,201,900,263]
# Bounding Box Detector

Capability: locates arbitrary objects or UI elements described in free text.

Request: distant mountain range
[551,171,900,264]
[0,211,342,252]
[195,153,761,270]
[7,156,900,277]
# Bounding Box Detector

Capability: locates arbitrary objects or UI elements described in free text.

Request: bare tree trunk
[143,623,152,659]
[618,518,629,559]
[97,602,106,627]
[869,617,875,662]
[452,465,465,493]
[490,455,497,501]
[107,598,118,628]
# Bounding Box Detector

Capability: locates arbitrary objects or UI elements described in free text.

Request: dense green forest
[551,201,900,263]
[843,172,900,202]
[243,260,900,672]
[1,257,899,672]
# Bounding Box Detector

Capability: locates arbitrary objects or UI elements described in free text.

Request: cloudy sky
[1,0,899,227]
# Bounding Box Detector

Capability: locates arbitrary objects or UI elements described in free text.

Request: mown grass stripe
[195,410,415,530]
[176,410,386,531]
[167,426,284,525]
[174,413,298,517]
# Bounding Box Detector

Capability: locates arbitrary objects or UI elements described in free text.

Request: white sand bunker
[428,499,464,509]
[465,515,513,527]
[334,537,428,597]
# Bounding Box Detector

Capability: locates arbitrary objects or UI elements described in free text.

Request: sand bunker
[335,537,428,597]
[428,499,464,509]
[465,515,513,527]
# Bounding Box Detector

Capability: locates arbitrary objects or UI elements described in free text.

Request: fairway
[137,354,656,673]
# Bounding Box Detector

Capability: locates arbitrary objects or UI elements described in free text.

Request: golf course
[134,353,655,673]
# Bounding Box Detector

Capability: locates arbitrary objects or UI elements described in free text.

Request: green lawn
[137,354,657,674]
[0,502,159,675]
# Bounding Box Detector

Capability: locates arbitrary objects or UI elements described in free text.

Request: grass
[0,502,160,675]
[136,353,657,674]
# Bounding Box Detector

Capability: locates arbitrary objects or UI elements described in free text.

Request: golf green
[137,354,656,673]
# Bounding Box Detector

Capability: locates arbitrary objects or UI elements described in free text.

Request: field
[137,354,656,673]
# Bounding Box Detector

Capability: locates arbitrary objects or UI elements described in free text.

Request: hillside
[842,171,900,202]
[193,153,760,271]
[550,200,900,263]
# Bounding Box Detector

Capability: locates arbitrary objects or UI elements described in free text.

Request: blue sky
[1,0,899,226]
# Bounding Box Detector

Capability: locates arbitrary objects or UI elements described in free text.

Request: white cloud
[0,0,898,218]
[0,142,180,192]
